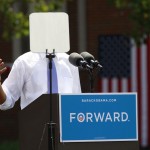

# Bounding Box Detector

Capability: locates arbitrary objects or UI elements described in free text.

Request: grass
[0,140,19,150]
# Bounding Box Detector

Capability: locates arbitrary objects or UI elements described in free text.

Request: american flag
[98,35,150,148]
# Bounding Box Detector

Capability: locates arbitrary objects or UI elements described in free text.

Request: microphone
[69,52,92,69]
[80,52,102,69]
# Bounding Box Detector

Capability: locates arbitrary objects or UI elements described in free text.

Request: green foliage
[107,0,150,44]
[0,0,68,40]
[0,140,19,150]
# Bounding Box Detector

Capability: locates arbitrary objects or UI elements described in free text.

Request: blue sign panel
[59,93,138,142]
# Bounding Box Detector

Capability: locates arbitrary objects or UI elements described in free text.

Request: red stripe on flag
[137,46,142,144]
[118,78,122,92]
[128,78,131,92]
[97,78,102,92]
[108,79,112,92]
[146,36,150,146]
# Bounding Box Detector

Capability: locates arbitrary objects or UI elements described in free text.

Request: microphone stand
[46,49,56,150]
[88,63,102,93]
[88,68,95,93]
[88,66,102,93]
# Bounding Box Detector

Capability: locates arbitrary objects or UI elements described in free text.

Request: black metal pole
[89,69,94,93]
[88,64,102,93]
[46,49,56,150]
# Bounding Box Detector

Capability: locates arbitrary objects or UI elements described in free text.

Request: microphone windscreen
[80,52,95,63]
[69,52,84,67]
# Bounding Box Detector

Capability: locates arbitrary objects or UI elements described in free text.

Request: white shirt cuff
[0,85,14,110]
[0,98,12,110]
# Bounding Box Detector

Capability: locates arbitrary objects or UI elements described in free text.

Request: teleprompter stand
[46,49,56,150]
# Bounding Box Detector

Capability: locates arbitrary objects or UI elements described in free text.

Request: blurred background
[0,0,150,149]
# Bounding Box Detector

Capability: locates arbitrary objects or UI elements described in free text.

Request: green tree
[107,0,150,44]
[0,0,68,40]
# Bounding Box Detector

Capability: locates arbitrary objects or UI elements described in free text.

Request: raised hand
[0,59,7,82]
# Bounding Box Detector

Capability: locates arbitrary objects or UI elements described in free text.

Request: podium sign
[59,93,138,142]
